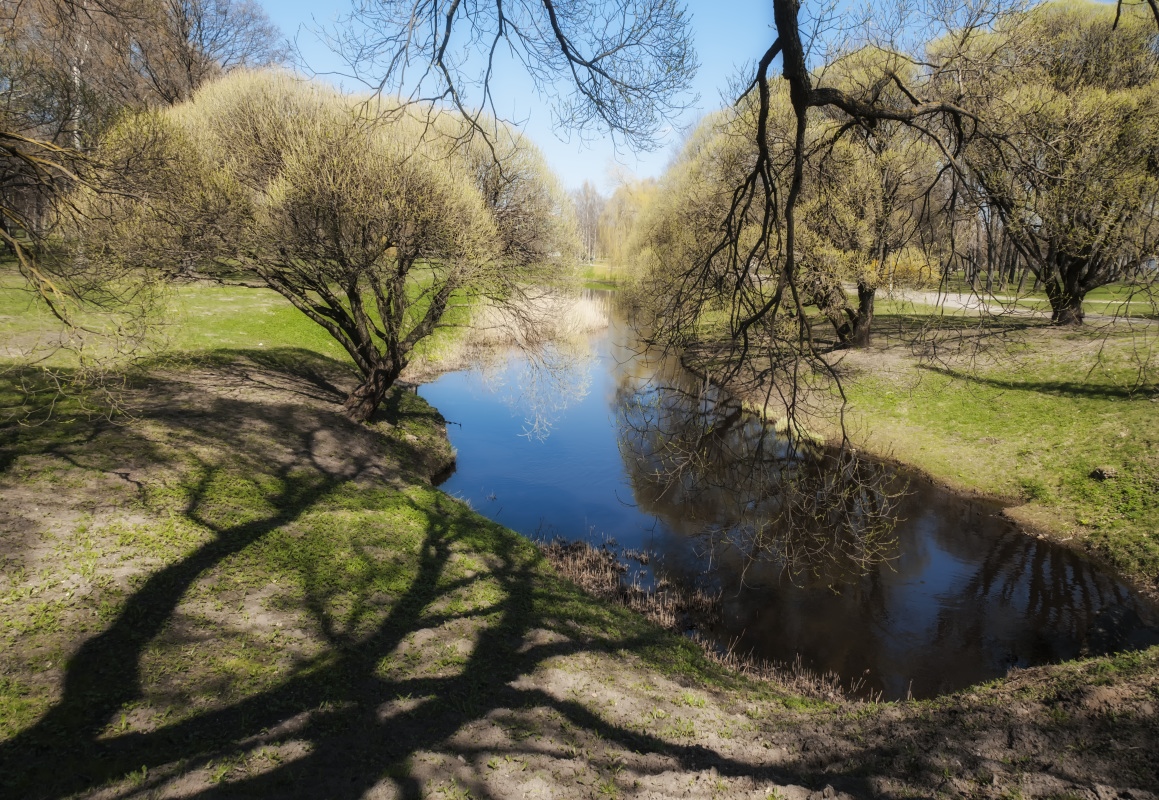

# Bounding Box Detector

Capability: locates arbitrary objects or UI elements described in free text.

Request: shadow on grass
[0,350,802,798]
[1,350,1157,799]
[151,346,356,406]
[917,364,1145,401]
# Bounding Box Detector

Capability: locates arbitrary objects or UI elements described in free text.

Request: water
[419,291,1159,699]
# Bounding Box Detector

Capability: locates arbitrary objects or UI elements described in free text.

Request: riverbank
[1,281,1158,798]
[2,349,1157,799]
[685,306,1159,597]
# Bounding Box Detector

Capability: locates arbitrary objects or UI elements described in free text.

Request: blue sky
[261,0,775,191]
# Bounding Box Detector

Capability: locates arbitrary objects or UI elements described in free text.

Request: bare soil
[0,349,1156,799]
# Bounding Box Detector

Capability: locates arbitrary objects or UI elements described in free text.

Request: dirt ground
[0,349,1157,799]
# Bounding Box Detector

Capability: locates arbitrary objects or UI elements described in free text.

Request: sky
[261,0,775,192]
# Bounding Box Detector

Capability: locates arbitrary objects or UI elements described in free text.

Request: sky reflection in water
[420,292,1159,699]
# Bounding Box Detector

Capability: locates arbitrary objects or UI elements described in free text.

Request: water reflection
[420,290,1159,700]
[472,340,596,440]
[686,481,1159,699]
[615,368,902,584]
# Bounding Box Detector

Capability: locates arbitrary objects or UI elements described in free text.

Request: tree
[960,2,1159,324]
[125,0,289,106]
[802,50,944,345]
[333,0,697,151]
[598,177,658,271]
[90,71,574,421]
[0,0,286,322]
[571,181,605,263]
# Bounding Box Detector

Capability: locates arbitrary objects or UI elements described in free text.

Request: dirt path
[894,288,1157,325]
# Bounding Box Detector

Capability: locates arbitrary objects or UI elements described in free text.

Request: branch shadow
[2,351,1156,799]
[0,351,819,799]
[917,364,1142,401]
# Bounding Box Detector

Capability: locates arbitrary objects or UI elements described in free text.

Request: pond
[419,291,1159,700]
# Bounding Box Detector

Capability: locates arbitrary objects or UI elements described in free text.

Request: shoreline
[677,344,1159,605]
[1,349,1157,798]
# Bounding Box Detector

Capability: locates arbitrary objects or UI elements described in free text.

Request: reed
[539,537,874,702]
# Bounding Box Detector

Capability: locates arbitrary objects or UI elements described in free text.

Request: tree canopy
[87,70,577,420]
[1,0,287,323]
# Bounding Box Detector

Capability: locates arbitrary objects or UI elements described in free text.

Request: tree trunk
[846,283,876,348]
[802,269,855,346]
[343,365,400,423]
[1043,275,1085,325]
[1049,294,1085,325]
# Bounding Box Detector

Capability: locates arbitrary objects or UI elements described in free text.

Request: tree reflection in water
[425,291,1159,699]
[475,339,597,440]
[608,313,1158,700]
[615,361,904,585]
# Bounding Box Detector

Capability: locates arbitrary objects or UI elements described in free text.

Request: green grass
[579,260,630,290]
[163,281,477,363]
[4,265,1159,797]
[0,278,764,795]
[162,283,352,358]
[838,313,1159,583]
[0,261,478,371]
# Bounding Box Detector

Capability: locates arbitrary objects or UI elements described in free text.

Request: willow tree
[91,71,573,421]
[802,50,944,346]
[962,2,1159,325]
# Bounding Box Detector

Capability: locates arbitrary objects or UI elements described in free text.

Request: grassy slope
[835,307,1159,587]
[0,280,766,797]
[0,365,740,796]
[1,276,1158,798]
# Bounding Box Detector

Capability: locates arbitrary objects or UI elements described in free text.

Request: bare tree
[127,0,288,105]
[330,0,698,151]
[571,181,605,263]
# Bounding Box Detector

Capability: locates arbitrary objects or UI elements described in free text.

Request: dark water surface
[419,292,1159,699]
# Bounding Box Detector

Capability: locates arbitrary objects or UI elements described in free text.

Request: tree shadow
[150,346,356,406]
[0,352,812,798]
[917,364,1143,400]
[1,351,1156,799]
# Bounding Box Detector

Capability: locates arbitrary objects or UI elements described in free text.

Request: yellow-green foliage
[84,70,579,393]
[598,177,660,272]
[961,2,1159,283]
[799,47,944,293]
[634,91,780,274]
[1017,0,1158,93]
[453,120,580,273]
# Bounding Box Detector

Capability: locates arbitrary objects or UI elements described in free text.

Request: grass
[0,274,781,796]
[0,261,476,372]
[579,260,629,290]
[690,291,1159,586]
[831,312,1159,585]
[0,349,763,796]
[3,269,1159,797]
[162,283,351,358]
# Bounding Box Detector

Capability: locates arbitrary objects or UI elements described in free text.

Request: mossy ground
[1,276,1157,799]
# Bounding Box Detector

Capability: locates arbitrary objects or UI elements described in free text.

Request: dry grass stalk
[540,537,875,703]
[539,539,720,630]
